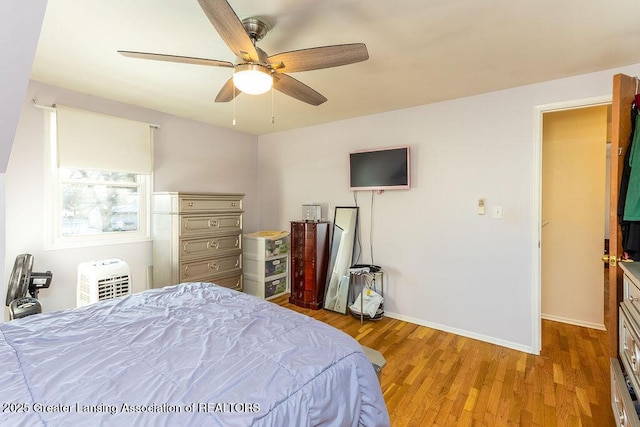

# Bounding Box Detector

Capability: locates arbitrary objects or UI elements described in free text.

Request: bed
[0,282,390,426]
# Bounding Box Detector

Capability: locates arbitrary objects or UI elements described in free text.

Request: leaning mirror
[324,206,359,313]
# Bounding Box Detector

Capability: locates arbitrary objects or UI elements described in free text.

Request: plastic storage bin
[244,254,287,279]
[244,273,288,300]
[244,231,290,258]
[243,231,290,299]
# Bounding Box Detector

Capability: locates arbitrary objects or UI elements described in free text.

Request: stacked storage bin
[243,231,290,299]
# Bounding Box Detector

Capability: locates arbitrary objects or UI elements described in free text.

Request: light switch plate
[478,199,485,215]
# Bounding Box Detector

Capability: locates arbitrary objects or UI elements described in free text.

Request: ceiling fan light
[233,64,273,95]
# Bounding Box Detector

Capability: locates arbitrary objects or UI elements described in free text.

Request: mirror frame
[323,206,359,314]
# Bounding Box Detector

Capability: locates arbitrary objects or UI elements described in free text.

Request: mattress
[0,282,390,426]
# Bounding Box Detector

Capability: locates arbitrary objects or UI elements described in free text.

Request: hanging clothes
[620,104,640,258]
[624,114,640,219]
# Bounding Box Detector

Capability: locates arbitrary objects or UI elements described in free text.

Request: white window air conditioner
[77,258,131,307]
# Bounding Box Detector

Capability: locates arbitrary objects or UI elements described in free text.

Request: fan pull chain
[232,84,237,126]
[271,86,275,124]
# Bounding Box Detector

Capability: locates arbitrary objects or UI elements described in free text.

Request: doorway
[534,97,611,352]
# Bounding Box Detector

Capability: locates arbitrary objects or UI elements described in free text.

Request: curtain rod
[31,99,56,111]
[31,99,160,128]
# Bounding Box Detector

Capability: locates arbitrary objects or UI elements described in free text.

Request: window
[46,106,152,248]
[58,169,147,237]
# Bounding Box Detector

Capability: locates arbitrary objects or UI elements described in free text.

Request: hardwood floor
[272,295,615,427]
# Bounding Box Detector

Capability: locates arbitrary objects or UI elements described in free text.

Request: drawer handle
[235,219,240,227]
[620,409,626,425]
[209,263,219,271]
[209,241,219,249]
[231,202,237,207]
[189,202,195,207]
[234,238,239,247]
[209,219,218,228]
[629,296,639,302]
[234,259,239,267]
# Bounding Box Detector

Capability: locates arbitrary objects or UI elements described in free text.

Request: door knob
[602,254,633,267]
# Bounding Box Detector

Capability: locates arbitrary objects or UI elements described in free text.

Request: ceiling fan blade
[273,73,327,106]
[215,78,239,102]
[118,50,233,68]
[268,43,369,73]
[197,0,259,62]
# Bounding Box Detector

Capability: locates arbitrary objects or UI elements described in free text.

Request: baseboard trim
[383,311,535,354]
[541,313,606,331]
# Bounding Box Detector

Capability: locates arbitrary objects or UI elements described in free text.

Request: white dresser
[613,263,640,427]
[151,192,244,291]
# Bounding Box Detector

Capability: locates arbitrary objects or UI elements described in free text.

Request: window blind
[56,105,152,174]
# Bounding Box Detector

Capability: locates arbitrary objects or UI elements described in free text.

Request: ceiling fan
[118,0,369,106]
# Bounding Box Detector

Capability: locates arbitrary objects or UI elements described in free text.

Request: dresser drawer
[292,252,316,265]
[264,257,287,278]
[179,196,242,213]
[210,273,243,292]
[181,214,242,237]
[265,275,287,298]
[611,357,640,427]
[243,232,290,258]
[620,304,640,394]
[243,254,288,282]
[244,273,287,300]
[625,273,640,318]
[293,289,304,302]
[180,254,242,282]
[181,234,241,260]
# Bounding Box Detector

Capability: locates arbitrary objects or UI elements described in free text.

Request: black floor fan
[5,254,52,320]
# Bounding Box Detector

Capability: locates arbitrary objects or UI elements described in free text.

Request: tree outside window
[59,169,141,237]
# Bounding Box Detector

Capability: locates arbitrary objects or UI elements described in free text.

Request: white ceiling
[31,0,640,135]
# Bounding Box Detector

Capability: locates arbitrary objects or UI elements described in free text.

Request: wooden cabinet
[612,263,640,427]
[289,221,330,309]
[151,192,244,291]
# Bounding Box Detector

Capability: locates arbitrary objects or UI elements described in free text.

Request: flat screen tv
[349,146,410,191]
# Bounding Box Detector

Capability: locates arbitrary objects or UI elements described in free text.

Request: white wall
[4,80,258,318]
[8,65,640,353]
[0,1,48,317]
[0,0,46,172]
[154,117,259,232]
[257,63,640,353]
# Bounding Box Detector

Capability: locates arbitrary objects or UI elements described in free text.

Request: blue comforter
[0,283,390,426]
